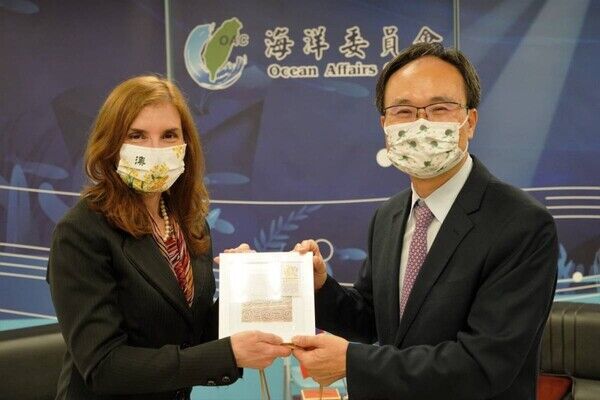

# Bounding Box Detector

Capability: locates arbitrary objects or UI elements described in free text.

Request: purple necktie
[400,201,435,317]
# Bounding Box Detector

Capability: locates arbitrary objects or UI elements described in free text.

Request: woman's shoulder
[58,197,111,233]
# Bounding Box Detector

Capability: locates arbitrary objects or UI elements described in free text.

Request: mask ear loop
[458,109,470,130]
[456,110,471,157]
[460,109,472,149]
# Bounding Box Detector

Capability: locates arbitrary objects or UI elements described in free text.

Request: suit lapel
[394,156,491,346]
[380,192,411,344]
[123,234,193,324]
[190,254,212,311]
[394,207,473,345]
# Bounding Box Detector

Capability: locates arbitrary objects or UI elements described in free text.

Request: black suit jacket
[315,156,558,400]
[47,199,240,400]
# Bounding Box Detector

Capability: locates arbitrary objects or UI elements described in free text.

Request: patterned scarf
[150,219,194,306]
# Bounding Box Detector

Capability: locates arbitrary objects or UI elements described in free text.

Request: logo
[184,17,249,90]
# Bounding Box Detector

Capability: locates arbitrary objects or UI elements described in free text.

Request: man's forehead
[384,57,466,103]
[395,55,460,74]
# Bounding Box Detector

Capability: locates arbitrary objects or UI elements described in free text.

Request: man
[291,43,558,400]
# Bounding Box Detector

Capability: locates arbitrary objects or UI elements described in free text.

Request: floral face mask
[384,115,468,179]
[116,143,186,192]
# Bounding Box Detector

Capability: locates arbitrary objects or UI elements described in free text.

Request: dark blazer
[47,199,240,400]
[315,156,558,400]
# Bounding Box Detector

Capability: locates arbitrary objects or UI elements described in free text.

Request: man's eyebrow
[429,95,456,103]
[388,98,412,106]
[387,95,457,106]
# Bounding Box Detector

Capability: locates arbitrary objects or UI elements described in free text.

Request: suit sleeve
[345,206,558,399]
[48,213,240,395]
[314,209,378,343]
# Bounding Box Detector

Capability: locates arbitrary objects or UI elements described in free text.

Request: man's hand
[294,240,327,290]
[291,333,349,386]
[230,331,292,369]
[213,242,255,265]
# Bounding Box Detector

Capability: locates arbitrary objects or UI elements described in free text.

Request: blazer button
[207,380,216,386]
[222,375,231,384]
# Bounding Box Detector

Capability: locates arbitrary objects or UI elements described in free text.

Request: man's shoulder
[485,177,548,216]
[472,169,554,230]
[466,156,550,218]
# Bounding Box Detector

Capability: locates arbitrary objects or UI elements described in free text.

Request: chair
[540,302,600,400]
[0,323,65,400]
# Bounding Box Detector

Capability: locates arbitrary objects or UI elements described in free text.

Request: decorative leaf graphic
[21,162,69,180]
[337,248,367,261]
[253,205,322,251]
[38,183,69,223]
[7,164,30,243]
[204,172,249,185]
[206,208,221,227]
[215,219,235,234]
[592,248,600,293]
[0,173,7,209]
[206,208,234,234]
[557,243,585,290]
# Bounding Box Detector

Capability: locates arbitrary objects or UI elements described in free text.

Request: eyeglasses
[383,102,467,122]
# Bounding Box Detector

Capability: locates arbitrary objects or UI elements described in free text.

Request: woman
[48,75,290,400]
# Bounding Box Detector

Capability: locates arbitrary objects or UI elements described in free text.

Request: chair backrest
[0,323,65,400]
[541,302,600,379]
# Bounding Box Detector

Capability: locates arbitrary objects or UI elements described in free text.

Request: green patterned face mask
[384,115,468,179]
[116,143,186,193]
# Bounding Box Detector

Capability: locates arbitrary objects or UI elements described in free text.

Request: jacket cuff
[315,275,338,303]
[179,337,241,386]
[346,342,396,399]
[346,342,369,398]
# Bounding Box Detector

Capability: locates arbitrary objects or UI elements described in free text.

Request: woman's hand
[294,240,327,290]
[214,243,255,265]
[230,331,292,369]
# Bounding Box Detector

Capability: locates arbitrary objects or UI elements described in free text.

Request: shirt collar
[409,155,473,224]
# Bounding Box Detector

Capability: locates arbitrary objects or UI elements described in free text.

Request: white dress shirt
[398,155,474,304]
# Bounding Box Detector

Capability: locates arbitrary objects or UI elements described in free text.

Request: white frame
[218,252,315,342]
